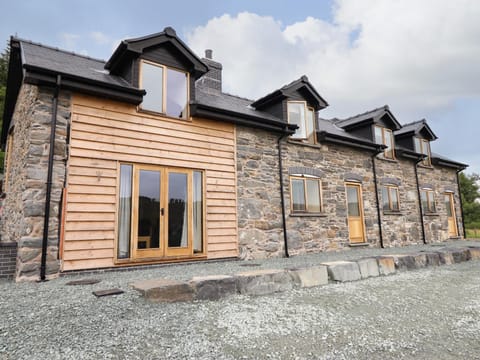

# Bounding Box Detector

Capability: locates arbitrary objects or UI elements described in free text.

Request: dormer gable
[394,119,437,142]
[335,105,401,133]
[105,27,208,81]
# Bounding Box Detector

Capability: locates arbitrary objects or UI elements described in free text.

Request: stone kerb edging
[131,246,480,303]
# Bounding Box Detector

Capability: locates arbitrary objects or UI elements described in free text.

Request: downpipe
[414,157,427,245]
[278,131,289,258]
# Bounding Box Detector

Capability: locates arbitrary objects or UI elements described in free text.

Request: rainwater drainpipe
[40,75,61,281]
[371,148,384,248]
[278,130,289,258]
[456,169,467,239]
[414,157,427,245]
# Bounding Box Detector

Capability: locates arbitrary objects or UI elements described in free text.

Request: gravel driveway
[1,245,480,359]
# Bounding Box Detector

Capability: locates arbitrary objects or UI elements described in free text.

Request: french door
[345,183,366,244]
[117,164,204,261]
[444,193,458,237]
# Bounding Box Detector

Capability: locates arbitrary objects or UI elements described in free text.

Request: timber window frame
[287,101,316,143]
[414,137,431,166]
[381,185,400,212]
[139,59,190,119]
[290,175,323,214]
[420,188,436,213]
[116,162,205,262]
[374,125,395,159]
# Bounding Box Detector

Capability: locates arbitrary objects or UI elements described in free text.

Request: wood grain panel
[62,93,238,271]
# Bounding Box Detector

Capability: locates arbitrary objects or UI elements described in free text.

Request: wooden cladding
[62,94,238,271]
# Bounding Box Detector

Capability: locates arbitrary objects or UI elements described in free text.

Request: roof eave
[317,131,384,152]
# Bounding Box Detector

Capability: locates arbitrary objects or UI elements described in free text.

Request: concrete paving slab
[322,261,361,282]
[288,265,328,288]
[377,257,396,275]
[190,275,238,301]
[357,258,380,279]
[131,278,194,302]
[236,269,293,296]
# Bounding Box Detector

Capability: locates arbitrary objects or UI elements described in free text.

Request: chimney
[196,49,222,94]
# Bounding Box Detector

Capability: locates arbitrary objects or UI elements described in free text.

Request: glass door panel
[346,183,366,243]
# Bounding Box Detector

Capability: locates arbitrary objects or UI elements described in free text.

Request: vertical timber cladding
[62,94,237,271]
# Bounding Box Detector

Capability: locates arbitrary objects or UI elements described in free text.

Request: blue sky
[1,0,479,174]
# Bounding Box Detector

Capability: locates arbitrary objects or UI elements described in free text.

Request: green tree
[459,172,480,230]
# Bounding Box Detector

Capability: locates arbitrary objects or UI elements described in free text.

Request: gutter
[40,74,61,281]
[414,157,427,245]
[278,130,290,258]
[371,148,385,248]
[456,169,467,239]
[317,131,381,152]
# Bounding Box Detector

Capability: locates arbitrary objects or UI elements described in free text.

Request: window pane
[390,187,399,210]
[118,164,132,259]
[288,102,306,139]
[137,170,161,249]
[306,108,315,143]
[414,138,421,153]
[306,179,321,212]
[193,171,203,253]
[168,173,188,248]
[141,62,164,113]
[346,186,360,216]
[428,191,436,212]
[374,127,383,145]
[384,130,394,158]
[381,186,390,210]
[421,191,428,212]
[166,68,188,119]
[445,195,452,217]
[291,179,306,211]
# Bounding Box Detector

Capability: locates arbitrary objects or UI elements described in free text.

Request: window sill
[424,212,439,217]
[349,242,369,247]
[290,212,327,218]
[418,164,433,169]
[383,210,402,215]
[376,156,397,163]
[286,140,320,148]
[137,107,191,122]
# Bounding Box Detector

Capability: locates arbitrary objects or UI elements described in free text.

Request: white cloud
[59,32,80,51]
[90,31,110,45]
[186,2,480,122]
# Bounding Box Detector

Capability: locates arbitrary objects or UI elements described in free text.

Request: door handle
[161,208,164,216]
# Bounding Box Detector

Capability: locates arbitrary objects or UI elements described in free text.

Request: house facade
[0,28,467,281]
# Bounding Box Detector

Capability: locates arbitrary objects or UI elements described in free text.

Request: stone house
[0,28,467,281]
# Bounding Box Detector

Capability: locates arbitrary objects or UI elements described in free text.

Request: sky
[1,0,479,174]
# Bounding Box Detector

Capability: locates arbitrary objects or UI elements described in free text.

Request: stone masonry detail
[1,84,70,281]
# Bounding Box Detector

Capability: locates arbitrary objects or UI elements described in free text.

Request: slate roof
[317,118,381,149]
[19,39,138,90]
[334,105,401,130]
[194,89,288,125]
[394,119,438,140]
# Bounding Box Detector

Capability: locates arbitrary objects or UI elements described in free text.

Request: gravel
[1,240,480,359]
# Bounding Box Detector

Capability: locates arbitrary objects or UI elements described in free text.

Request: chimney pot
[205,49,213,59]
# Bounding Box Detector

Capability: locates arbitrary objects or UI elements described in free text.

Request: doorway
[345,182,366,244]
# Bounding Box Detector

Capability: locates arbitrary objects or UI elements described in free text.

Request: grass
[466,228,480,239]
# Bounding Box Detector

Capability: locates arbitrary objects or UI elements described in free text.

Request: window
[381,185,400,211]
[288,101,316,143]
[290,176,322,213]
[414,138,431,166]
[374,126,395,159]
[420,189,436,213]
[140,60,189,119]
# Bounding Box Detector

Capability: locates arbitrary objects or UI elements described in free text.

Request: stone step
[131,246,480,303]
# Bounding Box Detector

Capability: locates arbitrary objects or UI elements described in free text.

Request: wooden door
[346,183,366,243]
[445,193,458,237]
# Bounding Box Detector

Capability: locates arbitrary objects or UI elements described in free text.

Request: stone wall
[236,126,285,259]
[375,156,423,247]
[1,84,70,281]
[418,165,464,242]
[283,141,380,255]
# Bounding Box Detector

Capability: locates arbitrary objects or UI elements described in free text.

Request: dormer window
[374,126,395,159]
[140,60,189,119]
[414,137,431,166]
[287,101,316,143]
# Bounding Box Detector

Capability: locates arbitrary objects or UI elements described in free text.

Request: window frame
[287,101,308,140]
[289,175,323,214]
[138,59,190,120]
[415,137,431,166]
[381,184,400,212]
[374,125,395,159]
[420,188,436,213]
